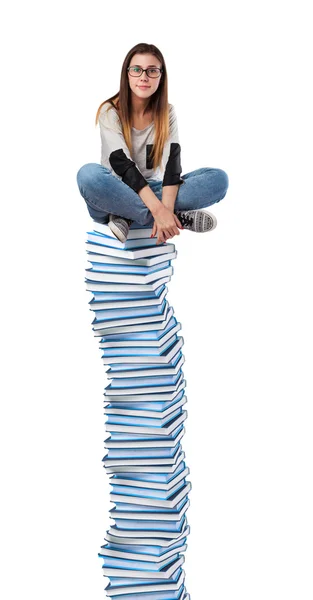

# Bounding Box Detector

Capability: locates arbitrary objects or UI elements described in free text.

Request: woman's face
[127,53,162,100]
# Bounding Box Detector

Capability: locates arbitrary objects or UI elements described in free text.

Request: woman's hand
[151,203,183,244]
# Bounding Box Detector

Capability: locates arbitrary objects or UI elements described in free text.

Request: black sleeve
[109,149,148,193]
[162,142,184,187]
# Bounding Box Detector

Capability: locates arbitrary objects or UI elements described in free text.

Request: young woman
[76,42,229,244]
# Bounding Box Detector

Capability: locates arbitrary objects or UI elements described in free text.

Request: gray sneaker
[108,214,133,243]
[175,209,217,232]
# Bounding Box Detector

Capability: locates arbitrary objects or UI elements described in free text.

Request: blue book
[105,389,185,411]
[90,221,153,239]
[110,478,186,501]
[93,301,166,323]
[105,567,185,584]
[94,304,173,335]
[109,466,189,490]
[104,538,187,558]
[105,406,183,428]
[102,337,183,365]
[104,396,186,421]
[106,351,181,371]
[106,373,181,391]
[110,584,185,600]
[90,288,168,314]
[89,283,165,303]
[109,480,191,509]
[101,333,178,357]
[107,422,184,442]
[110,463,187,487]
[86,239,175,261]
[106,440,181,459]
[99,552,181,571]
[106,564,182,586]
[103,445,181,469]
[105,428,185,452]
[88,259,171,275]
[87,231,163,250]
[99,541,187,564]
[109,499,190,523]
[106,446,180,460]
[112,519,186,533]
[101,316,177,344]
[105,357,183,380]
[99,555,184,579]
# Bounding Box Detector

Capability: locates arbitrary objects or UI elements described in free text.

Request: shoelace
[179,213,193,227]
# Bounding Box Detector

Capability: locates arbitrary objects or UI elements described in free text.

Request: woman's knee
[217,168,229,198]
[199,167,229,204]
[76,163,100,189]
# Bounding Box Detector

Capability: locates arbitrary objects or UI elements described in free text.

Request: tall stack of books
[85,220,191,600]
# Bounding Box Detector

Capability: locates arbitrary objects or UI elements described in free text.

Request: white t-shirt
[98,102,184,193]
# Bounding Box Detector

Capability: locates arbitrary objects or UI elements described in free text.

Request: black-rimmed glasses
[127,66,163,78]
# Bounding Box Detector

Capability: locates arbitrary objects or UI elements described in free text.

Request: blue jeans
[76,163,229,226]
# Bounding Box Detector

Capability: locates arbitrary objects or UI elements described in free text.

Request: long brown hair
[95,43,169,172]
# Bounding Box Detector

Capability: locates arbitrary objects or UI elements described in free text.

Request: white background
[1,1,312,599]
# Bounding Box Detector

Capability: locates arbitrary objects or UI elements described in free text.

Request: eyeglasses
[127,66,163,78]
